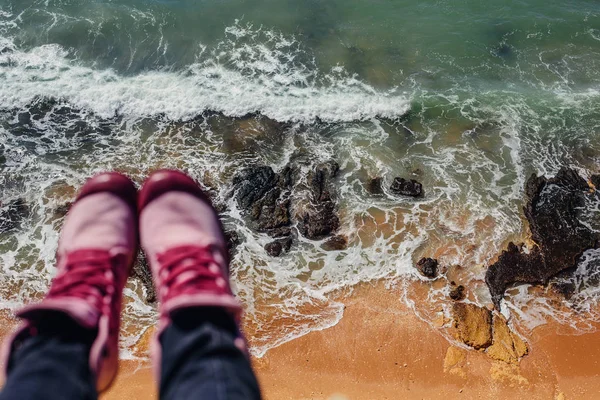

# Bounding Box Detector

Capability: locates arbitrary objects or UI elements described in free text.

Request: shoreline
[95,281,600,399]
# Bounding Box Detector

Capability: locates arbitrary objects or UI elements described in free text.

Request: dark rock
[549,281,576,299]
[0,143,5,167]
[592,175,600,190]
[366,177,384,195]
[224,230,242,258]
[264,236,293,257]
[131,252,156,304]
[265,241,283,257]
[232,166,292,234]
[232,166,278,210]
[297,201,340,240]
[0,199,30,233]
[321,235,348,251]
[415,257,439,278]
[232,159,340,241]
[390,177,423,197]
[485,168,600,309]
[449,284,466,301]
[52,202,72,219]
[308,161,339,202]
[297,162,341,240]
[270,226,292,238]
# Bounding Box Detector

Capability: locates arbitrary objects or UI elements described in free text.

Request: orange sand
[3,283,600,399]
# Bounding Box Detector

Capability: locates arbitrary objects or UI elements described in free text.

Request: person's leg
[139,170,261,400]
[0,314,97,400]
[159,308,261,400]
[0,173,138,398]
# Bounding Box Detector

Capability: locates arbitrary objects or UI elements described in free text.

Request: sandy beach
[76,281,600,400]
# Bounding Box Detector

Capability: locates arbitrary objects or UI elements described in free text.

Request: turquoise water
[1,0,600,355]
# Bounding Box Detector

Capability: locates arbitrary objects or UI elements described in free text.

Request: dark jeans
[0,308,261,400]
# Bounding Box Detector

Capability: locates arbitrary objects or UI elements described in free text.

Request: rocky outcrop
[390,177,423,197]
[321,235,348,251]
[452,303,493,350]
[365,177,383,195]
[452,302,528,362]
[0,199,30,234]
[296,161,341,239]
[415,257,439,278]
[485,168,600,309]
[265,236,293,257]
[232,166,292,234]
[232,160,341,251]
[486,314,528,363]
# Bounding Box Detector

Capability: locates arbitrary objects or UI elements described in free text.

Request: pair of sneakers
[1,170,243,391]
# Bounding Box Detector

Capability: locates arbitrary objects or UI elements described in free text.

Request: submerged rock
[296,161,341,240]
[485,167,600,309]
[265,236,293,257]
[415,257,439,278]
[452,303,493,350]
[390,177,423,197]
[224,229,242,258]
[365,177,384,195]
[321,235,348,251]
[449,283,466,301]
[0,199,30,234]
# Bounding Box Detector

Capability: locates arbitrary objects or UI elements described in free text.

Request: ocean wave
[0,19,411,123]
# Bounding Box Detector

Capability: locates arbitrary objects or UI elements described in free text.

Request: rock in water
[452,303,493,350]
[390,177,423,197]
[232,165,292,234]
[485,167,600,309]
[449,283,466,301]
[296,161,341,239]
[321,235,348,251]
[232,166,279,210]
[264,236,293,257]
[415,257,439,278]
[365,177,384,195]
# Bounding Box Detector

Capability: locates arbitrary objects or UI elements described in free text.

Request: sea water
[1,0,599,357]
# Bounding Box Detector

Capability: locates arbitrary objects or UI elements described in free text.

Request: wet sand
[2,282,600,399]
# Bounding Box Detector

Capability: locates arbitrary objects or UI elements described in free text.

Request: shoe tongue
[17,299,101,329]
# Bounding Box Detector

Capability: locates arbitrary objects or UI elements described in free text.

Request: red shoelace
[156,245,229,302]
[48,249,118,312]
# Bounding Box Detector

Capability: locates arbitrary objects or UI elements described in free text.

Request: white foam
[0,20,410,123]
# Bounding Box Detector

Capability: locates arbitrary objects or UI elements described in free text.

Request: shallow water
[1,0,600,357]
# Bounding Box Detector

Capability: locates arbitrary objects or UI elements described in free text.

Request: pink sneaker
[138,170,244,371]
[1,172,138,392]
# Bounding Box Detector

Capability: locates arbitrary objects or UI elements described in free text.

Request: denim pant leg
[0,315,97,400]
[159,308,261,400]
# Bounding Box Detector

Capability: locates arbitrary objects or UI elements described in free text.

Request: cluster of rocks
[414,167,600,363]
[231,160,342,256]
[485,167,600,309]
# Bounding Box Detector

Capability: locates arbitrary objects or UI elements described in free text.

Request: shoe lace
[48,250,117,312]
[157,245,228,300]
